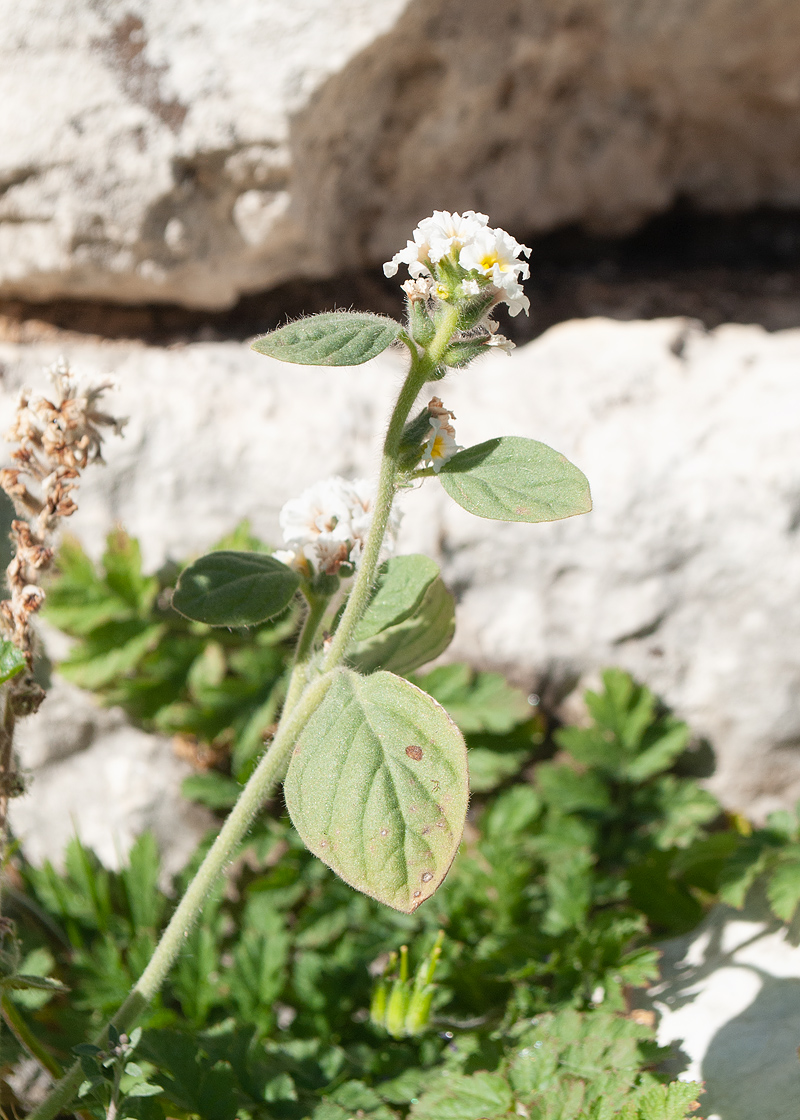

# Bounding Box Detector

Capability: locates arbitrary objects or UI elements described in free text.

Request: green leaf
[467,747,531,793]
[766,848,800,921]
[439,436,591,523]
[126,1082,164,1098]
[173,551,300,627]
[635,1081,703,1120]
[284,669,468,913]
[348,565,455,676]
[352,555,440,641]
[413,663,532,733]
[121,832,164,932]
[0,640,26,685]
[251,312,401,366]
[410,1070,513,1120]
[181,772,242,809]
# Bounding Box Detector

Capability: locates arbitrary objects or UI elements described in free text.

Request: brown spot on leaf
[405,744,423,761]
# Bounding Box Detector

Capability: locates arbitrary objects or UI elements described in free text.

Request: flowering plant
[28,213,591,1120]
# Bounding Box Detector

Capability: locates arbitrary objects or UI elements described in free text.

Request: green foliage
[2,666,743,1118]
[43,528,298,789]
[0,638,26,684]
[173,550,301,627]
[251,312,401,366]
[72,1024,164,1119]
[409,1011,702,1120]
[545,669,723,936]
[720,804,800,921]
[284,669,469,913]
[347,556,456,676]
[439,437,592,524]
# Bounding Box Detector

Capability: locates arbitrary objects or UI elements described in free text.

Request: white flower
[485,332,515,355]
[383,210,488,278]
[273,548,299,568]
[401,277,433,301]
[278,476,400,575]
[458,227,531,316]
[384,211,532,317]
[280,476,356,546]
[423,397,461,473]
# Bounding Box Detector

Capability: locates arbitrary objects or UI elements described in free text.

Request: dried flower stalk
[0,358,125,898]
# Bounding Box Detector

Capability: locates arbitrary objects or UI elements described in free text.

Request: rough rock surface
[11,677,213,878]
[4,0,800,307]
[650,901,800,1120]
[0,315,798,845]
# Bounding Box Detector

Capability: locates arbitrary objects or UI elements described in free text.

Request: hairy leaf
[348,572,455,676]
[284,669,468,913]
[352,555,440,641]
[173,551,300,627]
[251,312,401,366]
[440,436,591,523]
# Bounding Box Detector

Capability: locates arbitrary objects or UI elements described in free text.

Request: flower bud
[369,933,445,1038]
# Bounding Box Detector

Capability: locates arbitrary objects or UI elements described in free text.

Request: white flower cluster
[383,210,531,316]
[275,476,400,577]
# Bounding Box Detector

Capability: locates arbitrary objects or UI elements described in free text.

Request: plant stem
[28,302,462,1120]
[322,304,459,672]
[283,592,329,717]
[26,670,335,1120]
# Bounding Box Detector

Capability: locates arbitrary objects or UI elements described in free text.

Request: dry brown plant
[0,358,125,897]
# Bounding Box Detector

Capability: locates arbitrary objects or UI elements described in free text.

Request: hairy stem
[322,305,459,672]
[282,592,329,718]
[28,302,462,1120]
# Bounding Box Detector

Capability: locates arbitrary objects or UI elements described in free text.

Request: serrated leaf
[252,312,401,366]
[719,837,770,908]
[439,436,591,523]
[766,848,800,920]
[284,669,468,913]
[413,663,531,734]
[173,550,300,627]
[409,1070,513,1120]
[348,569,455,676]
[0,639,26,685]
[634,1081,703,1120]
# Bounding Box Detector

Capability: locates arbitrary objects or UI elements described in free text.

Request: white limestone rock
[0,315,798,823]
[3,0,800,307]
[11,677,213,880]
[651,902,800,1120]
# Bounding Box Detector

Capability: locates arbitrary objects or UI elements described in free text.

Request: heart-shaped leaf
[284,669,468,913]
[0,640,26,685]
[440,436,591,523]
[172,551,300,627]
[251,312,401,366]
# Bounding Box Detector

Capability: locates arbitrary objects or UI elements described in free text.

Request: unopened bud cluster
[369,932,444,1038]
